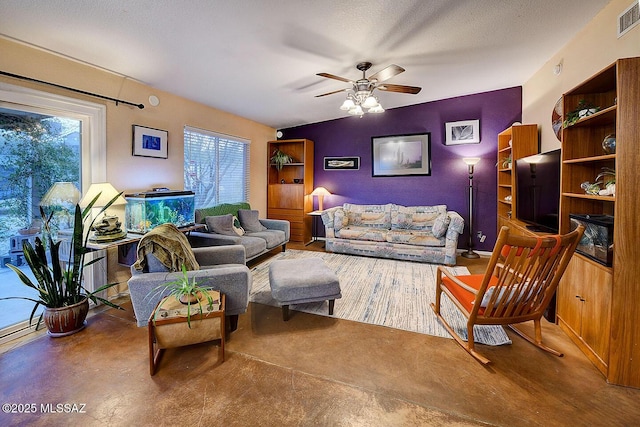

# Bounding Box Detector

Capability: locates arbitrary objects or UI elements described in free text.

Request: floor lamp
[462,157,480,259]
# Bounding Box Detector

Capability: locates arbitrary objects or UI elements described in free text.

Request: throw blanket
[132,223,199,272]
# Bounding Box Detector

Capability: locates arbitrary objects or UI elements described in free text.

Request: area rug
[250,250,511,346]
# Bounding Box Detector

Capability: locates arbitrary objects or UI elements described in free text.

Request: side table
[306,210,324,246]
[148,290,225,375]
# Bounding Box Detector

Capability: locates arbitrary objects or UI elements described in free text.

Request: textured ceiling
[0,0,611,129]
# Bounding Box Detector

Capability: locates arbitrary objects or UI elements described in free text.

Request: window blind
[184,126,250,208]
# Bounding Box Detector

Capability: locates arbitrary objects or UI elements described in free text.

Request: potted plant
[1,192,125,337]
[563,99,600,128]
[148,264,219,328]
[270,149,294,171]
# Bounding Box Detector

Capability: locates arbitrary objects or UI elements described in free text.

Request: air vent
[618,1,639,38]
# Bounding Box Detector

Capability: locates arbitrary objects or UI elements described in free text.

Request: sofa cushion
[343,203,393,229]
[386,230,445,247]
[238,209,267,232]
[237,235,267,258]
[245,229,286,249]
[205,214,237,236]
[332,208,348,233]
[391,205,447,231]
[335,226,388,242]
[431,213,451,238]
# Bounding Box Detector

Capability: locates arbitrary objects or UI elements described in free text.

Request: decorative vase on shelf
[602,134,616,154]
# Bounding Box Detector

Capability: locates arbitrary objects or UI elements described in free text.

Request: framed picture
[371,133,431,177]
[132,125,168,158]
[324,156,360,170]
[444,120,480,145]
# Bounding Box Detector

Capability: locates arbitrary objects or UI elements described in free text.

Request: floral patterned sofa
[320,203,464,265]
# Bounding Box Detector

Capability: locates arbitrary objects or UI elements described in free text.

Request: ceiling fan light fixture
[340,97,355,111]
[317,62,420,118]
[349,105,364,116]
[362,95,379,109]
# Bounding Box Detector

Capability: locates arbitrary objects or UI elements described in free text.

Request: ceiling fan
[315,62,421,116]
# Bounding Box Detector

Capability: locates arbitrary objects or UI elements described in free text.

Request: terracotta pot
[43,297,89,337]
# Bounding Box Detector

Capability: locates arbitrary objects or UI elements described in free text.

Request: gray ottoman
[269,257,342,321]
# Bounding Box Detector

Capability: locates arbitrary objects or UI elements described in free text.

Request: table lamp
[79,182,127,242]
[39,181,82,231]
[310,187,332,211]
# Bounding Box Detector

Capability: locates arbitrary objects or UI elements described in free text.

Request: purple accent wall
[280,87,524,251]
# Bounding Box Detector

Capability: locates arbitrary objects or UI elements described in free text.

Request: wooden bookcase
[556,57,640,388]
[267,139,314,243]
[496,124,538,233]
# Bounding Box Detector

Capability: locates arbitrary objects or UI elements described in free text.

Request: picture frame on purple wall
[371,133,431,177]
[444,120,480,145]
[324,156,360,170]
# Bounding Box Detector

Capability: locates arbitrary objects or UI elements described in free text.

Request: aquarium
[125,190,195,234]
[570,214,614,267]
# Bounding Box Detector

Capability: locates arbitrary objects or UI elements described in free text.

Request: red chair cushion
[441,274,499,315]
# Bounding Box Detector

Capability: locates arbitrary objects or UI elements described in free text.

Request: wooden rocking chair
[431,225,584,364]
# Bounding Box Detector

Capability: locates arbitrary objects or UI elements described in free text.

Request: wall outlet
[477,231,486,243]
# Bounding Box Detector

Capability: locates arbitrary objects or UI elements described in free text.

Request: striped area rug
[250,250,511,346]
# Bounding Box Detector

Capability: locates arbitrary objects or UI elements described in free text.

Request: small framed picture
[132,125,168,158]
[324,156,360,170]
[444,120,480,145]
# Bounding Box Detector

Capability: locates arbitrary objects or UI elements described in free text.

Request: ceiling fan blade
[368,64,405,82]
[315,88,350,97]
[377,83,422,94]
[316,72,353,83]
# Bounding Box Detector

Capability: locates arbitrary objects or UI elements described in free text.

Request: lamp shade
[462,157,481,166]
[310,187,332,197]
[79,182,127,208]
[310,186,331,211]
[40,182,81,207]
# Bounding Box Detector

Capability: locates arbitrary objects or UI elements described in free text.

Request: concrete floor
[1,242,640,426]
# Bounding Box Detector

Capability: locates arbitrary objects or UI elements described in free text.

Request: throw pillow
[205,214,238,236]
[232,215,245,236]
[431,213,451,238]
[238,209,267,232]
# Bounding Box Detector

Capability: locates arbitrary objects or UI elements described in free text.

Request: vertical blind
[184,126,250,208]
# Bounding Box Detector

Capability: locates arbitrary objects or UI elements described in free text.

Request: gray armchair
[127,244,252,332]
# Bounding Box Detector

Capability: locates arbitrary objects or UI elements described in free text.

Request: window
[184,126,250,208]
[0,82,106,343]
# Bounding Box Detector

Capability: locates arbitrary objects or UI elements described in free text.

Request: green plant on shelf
[270,149,294,170]
[496,155,511,169]
[563,99,601,128]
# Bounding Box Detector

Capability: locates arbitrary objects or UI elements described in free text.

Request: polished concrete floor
[1,242,640,426]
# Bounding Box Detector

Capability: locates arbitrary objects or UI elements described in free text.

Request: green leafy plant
[563,99,600,128]
[496,155,511,169]
[148,264,217,328]
[1,192,125,329]
[595,167,616,186]
[270,149,293,171]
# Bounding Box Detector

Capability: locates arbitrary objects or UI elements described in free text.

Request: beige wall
[0,37,275,215]
[523,0,640,152]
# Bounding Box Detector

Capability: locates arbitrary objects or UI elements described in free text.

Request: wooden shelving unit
[267,139,314,243]
[556,57,640,388]
[496,124,538,233]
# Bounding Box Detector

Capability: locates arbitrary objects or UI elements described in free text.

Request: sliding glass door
[0,81,106,343]
[0,106,81,338]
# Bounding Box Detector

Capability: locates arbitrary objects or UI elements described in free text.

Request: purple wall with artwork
[279,87,525,251]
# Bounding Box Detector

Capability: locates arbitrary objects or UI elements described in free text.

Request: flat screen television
[515,149,561,233]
